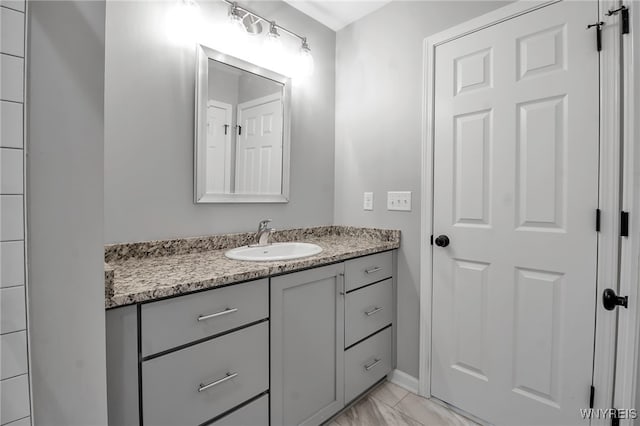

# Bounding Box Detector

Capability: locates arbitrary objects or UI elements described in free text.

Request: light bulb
[229,5,247,37]
[222,3,250,56]
[264,23,283,53]
[260,22,284,69]
[296,40,314,77]
[166,0,203,46]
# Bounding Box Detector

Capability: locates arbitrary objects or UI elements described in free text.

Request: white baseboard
[388,369,419,394]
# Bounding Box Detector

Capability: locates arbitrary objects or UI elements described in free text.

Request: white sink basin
[225,242,323,262]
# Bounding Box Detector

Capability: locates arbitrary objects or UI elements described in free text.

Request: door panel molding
[420,1,637,424]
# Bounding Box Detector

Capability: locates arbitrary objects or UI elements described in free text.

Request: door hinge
[621,211,629,237]
[587,21,605,51]
[607,5,630,35]
[596,209,601,232]
[589,385,595,408]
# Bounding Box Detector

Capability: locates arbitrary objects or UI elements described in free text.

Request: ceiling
[282,0,393,31]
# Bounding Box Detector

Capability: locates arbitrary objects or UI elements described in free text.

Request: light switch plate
[363,192,373,211]
[387,191,412,211]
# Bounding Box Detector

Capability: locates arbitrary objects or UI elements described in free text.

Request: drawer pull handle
[198,372,238,392]
[365,266,382,274]
[197,307,238,322]
[365,306,384,316]
[364,358,382,371]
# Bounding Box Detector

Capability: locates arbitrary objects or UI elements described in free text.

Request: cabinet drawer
[345,252,393,292]
[210,394,268,426]
[141,279,268,356]
[142,321,269,426]
[345,279,393,347]
[344,327,392,403]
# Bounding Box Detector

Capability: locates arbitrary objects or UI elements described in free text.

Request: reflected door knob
[434,235,450,247]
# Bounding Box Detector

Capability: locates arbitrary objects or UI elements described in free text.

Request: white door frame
[419,0,640,420]
[614,2,640,424]
[207,99,233,194]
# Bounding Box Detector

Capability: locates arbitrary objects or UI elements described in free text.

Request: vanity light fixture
[222,0,314,76]
[228,2,247,35]
[168,0,203,45]
[264,21,283,52]
[267,21,281,42]
[298,38,315,77]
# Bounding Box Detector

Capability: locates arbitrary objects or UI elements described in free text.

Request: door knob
[602,288,628,311]
[434,235,450,247]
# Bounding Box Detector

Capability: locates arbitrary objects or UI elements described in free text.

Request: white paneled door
[431,2,600,425]
[236,94,283,194]
[206,100,232,194]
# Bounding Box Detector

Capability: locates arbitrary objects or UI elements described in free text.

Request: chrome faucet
[255,219,275,246]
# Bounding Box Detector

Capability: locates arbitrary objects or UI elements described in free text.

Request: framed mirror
[195,44,291,203]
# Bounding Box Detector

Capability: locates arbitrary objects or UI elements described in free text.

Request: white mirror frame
[194,44,292,203]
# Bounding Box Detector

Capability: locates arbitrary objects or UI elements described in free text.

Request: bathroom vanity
[105,227,399,426]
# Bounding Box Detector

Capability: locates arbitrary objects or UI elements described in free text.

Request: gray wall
[104,1,336,244]
[27,1,108,424]
[334,0,508,379]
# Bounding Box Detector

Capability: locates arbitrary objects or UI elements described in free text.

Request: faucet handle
[258,219,272,231]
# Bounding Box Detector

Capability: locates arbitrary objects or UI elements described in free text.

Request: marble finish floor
[328,381,478,426]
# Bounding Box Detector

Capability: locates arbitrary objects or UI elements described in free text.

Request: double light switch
[362,191,412,211]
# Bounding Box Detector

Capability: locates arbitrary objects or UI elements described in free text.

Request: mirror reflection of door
[206,100,233,194]
[236,93,283,194]
[205,58,284,196]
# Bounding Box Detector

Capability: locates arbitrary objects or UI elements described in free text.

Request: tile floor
[328,381,477,426]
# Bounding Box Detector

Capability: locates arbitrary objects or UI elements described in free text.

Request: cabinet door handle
[364,358,382,371]
[197,307,238,322]
[198,372,238,392]
[365,306,383,316]
[339,272,345,295]
[365,266,382,274]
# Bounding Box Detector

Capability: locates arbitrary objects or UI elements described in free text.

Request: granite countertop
[104,226,400,309]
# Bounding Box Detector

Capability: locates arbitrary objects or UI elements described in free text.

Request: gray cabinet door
[142,322,269,426]
[344,327,392,403]
[345,278,393,348]
[344,251,393,292]
[270,263,345,426]
[141,279,268,356]
[211,394,268,426]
